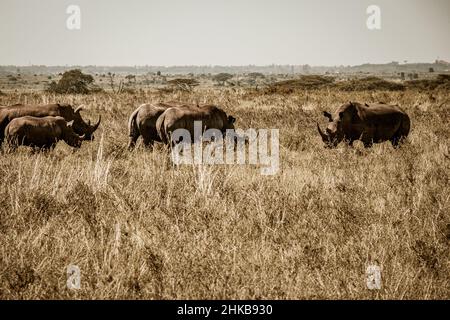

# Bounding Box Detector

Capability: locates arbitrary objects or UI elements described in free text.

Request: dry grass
[335,77,406,91]
[406,74,450,91]
[0,87,449,299]
[267,75,335,93]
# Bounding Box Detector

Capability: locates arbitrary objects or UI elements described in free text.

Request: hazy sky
[0,0,448,66]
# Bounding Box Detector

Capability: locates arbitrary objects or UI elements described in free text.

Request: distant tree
[46,69,100,94]
[429,67,434,73]
[213,73,233,85]
[437,74,450,81]
[107,72,124,94]
[248,72,265,79]
[156,71,161,76]
[167,78,199,91]
[125,74,136,84]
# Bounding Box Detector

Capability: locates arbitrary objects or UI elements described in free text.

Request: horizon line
[1,60,448,69]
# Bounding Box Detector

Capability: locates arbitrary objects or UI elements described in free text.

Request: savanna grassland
[0,85,449,299]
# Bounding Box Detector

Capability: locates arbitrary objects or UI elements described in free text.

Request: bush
[335,77,405,91]
[437,74,450,81]
[46,69,102,94]
[267,75,335,93]
[166,78,199,91]
[406,74,450,91]
[213,73,233,85]
[247,72,265,79]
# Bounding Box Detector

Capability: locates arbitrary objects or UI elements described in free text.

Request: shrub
[166,78,199,91]
[213,73,233,85]
[406,74,450,90]
[267,75,335,93]
[247,72,265,79]
[335,77,405,91]
[46,69,102,94]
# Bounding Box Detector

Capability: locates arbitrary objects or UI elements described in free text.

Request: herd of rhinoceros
[0,101,410,150]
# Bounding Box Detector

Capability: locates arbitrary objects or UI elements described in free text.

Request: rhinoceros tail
[156,112,168,145]
[392,113,411,147]
[399,113,411,138]
[128,107,140,150]
[0,112,9,146]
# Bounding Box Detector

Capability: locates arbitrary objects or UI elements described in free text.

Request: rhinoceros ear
[338,111,345,119]
[67,120,74,128]
[228,115,236,124]
[323,111,333,122]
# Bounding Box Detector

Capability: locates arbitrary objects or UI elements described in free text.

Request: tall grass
[0,88,449,299]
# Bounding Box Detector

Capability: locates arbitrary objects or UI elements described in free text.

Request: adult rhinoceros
[0,103,100,145]
[128,101,200,149]
[156,104,236,145]
[317,102,410,148]
[5,116,85,150]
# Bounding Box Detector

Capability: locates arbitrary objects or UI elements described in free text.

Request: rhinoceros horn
[74,105,85,113]
[317,122,328,142]
[91,115,101,132]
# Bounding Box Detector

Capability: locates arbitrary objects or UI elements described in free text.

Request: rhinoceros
[128,101,200,149]
[5,116,85,150]
[317,102,410,148]
[156,104,236,145]
[0,103,100,145]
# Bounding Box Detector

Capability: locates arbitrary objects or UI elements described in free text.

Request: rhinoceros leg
[141,126,160,149]
[363,141,373,148]
[391,138,399,148]
[346,139,355,147]
[142,137,154,149]
[390,116,410,148]
[128,136,139,150]
[4,139,17,152]
[390,135,407,148]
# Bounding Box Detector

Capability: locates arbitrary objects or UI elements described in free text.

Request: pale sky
[0,0,448,66]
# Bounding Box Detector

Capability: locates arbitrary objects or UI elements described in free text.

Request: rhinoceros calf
[317,102,410,148]
[128,101,200,149]
[156,104,236,145]
[0,103,100,145]
[5,116,85,150]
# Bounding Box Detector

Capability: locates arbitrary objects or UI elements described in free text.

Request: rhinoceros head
[71,106,101,140]
[64,120,86,148]
[225,115,236,130]
[317,102,353,148]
